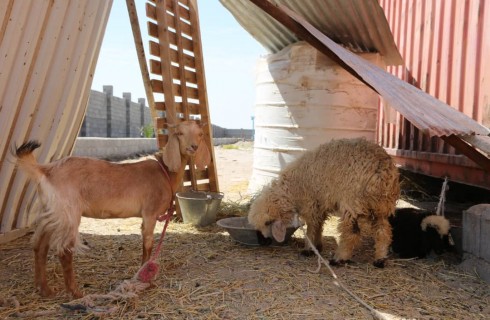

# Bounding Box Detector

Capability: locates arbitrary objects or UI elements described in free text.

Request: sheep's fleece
[248,138,400,267]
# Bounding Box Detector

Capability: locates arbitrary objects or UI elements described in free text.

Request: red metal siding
[379,0,490,189]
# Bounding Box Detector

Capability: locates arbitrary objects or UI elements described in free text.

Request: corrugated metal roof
[0,0,112,242]
[248,1,490,172]
[220,0,403,65]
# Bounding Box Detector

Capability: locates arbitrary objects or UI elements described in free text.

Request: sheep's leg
[331,217,361,265]
[141,217,157,263]
[372,217,392,268]
[33,230,54,297]
[58,250,82,298]
[301,222,323,256]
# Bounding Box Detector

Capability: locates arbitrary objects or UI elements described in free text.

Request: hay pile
[0,211,488,319]
[1,144,488,319]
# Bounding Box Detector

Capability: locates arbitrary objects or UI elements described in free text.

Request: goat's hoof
[39,286,55,298]
[71,290,84,299]
[329,259,352,266]
[373,258,387,268]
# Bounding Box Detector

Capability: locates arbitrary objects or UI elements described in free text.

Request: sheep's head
[162,121,211,172]
[421,215,454,254]
[248,182,299,243]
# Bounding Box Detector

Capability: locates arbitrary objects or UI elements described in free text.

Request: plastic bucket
[176,191,224,227]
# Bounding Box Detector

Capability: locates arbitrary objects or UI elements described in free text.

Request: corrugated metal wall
[378,0,490,189]
[0,0,112,243]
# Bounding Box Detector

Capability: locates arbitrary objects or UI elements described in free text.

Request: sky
[91,0,267,129]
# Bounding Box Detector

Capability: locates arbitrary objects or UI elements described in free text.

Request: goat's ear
[271,220,287,243]
[162,133,181,172]
[194,139,211,170]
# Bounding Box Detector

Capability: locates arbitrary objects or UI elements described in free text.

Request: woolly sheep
[389,208,454,259]
[248,138,400,268]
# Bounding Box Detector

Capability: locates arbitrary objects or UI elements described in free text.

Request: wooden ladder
[132,0,219,213]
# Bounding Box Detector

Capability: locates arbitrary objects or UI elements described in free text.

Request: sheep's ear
[162,133,181,172]
[194,139,211,170]
[271,220,287,243]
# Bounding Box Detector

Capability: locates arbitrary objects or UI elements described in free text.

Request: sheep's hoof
[300,249,315,257]
[256,231,272,246]
[373,258,387,268]
[328,259,353,266]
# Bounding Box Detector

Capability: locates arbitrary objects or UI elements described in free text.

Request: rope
[54,213,172,315]
[300,226,390,320]
[435,177,455,246]
[56,158,175,315]
[436,177,449,217]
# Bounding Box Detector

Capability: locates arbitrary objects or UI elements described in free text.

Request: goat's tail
[14,140,44,180]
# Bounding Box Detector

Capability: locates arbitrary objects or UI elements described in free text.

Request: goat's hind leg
[58,248,82,298]
[33,228,54,297]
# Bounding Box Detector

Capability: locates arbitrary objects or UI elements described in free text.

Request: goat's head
[248,181,299,243]
[162,120,211,172]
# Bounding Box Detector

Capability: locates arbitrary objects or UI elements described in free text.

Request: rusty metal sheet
[220,0,403,65]
[249,1,490,139]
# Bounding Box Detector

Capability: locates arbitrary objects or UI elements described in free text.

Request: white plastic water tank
[249,42,386,193]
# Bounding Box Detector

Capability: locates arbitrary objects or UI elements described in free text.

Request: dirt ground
[0,142,488,319]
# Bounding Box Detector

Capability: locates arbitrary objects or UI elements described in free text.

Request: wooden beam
[126,0,157,125]
[154,0,177,124]
[187,0,219,192]
[442,135,490,172]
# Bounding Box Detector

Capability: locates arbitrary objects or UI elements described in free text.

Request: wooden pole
[126,0,158,128]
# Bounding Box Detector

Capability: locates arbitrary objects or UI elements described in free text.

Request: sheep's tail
[14,140,45,181]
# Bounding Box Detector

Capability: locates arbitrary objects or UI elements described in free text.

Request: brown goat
[14,120,210,298]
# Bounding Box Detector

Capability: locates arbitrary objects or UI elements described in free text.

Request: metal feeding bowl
[176,191,224,227]
[217,216,298,246]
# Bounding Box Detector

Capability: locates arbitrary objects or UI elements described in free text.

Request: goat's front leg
[58,250,82,298]
[141,217,157,263]
[33,230,54,297]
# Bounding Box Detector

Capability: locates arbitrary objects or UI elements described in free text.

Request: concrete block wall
[212,124,253,140]
[73,137,244,159]
[82,90,107,137]
[73,138,159,159]
[80,86,153,138]
[81,86,251,140]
